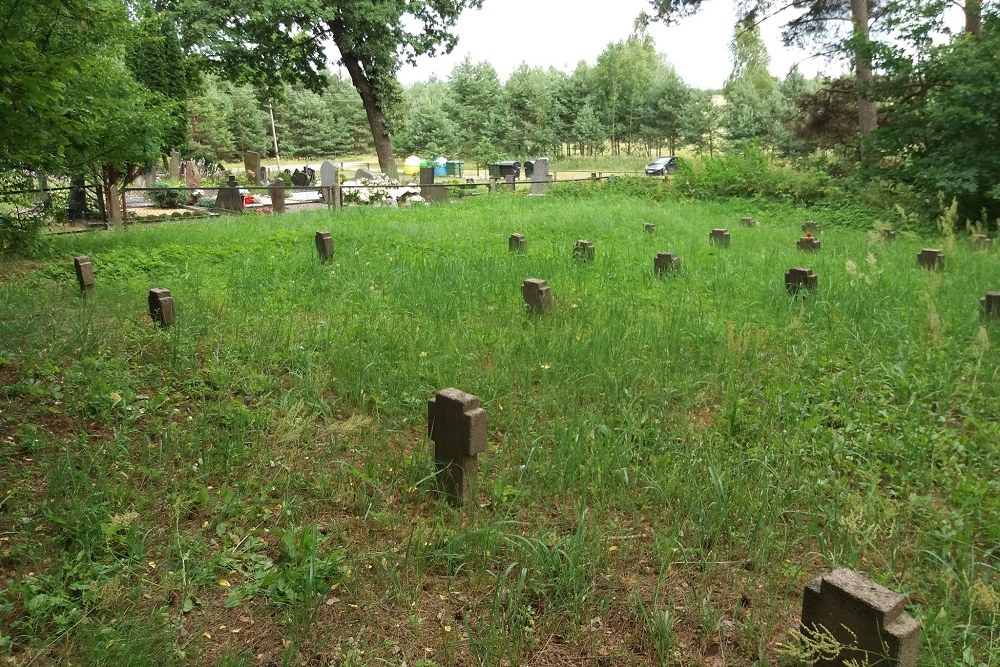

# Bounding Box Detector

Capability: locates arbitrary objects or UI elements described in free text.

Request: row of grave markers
[72,220,1000,319]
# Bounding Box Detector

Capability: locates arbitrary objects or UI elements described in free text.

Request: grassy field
[1,191,998,666]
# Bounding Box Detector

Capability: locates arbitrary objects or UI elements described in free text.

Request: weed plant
[0,193,997,665]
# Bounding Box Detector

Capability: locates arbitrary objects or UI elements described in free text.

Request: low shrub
[148,184,186,209]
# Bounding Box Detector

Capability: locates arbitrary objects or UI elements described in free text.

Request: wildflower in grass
[845,259,858,276]
[540,364,551,370]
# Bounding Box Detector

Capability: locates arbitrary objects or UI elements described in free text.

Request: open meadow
[1,191,998,666]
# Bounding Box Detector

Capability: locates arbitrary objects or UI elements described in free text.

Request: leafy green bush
[148,183,186,208]
[674,149,833,204]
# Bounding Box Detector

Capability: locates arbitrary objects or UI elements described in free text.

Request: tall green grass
[1,193,997,665]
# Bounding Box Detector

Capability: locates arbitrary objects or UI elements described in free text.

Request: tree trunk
[851,0,877,137]
[965,0,981,38]
[331,23,398,179]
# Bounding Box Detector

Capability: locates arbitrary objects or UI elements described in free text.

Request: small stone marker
[509,233,527,253]
[315,231,333,262]
[785,267,818,294]
[981,292,1000,319]
[654,252,681,275]
[801,568,920,667]
[504,174,516,192]
[917,248,944,271]
[971,234,992,250]
[709,228,731,247]
[522,279,552,314]
[573,239,595,261]
[148,288,175,327]
[644,223,657,233]
[268,180,285,213]
[797,235,821,252]
[427,388,486,503]
[740,216,758,227]
[802,220,822,233]
[880,229,896,241]
[73,256,95,293]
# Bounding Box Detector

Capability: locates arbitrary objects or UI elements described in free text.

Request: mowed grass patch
[1,193,998,666]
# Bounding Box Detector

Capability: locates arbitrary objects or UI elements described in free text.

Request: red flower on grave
[806,232,813,238]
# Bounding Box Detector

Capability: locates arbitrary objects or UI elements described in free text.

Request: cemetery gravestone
[522,279,552,314]
[798,234,821,252]
[785,267,818,294]
[981,292,1000,318]
[972,234,992,250]
[214,175,244,213]
[183,161,201,188]
[529,157,549,196]
[573,240,595,262]
[509,233,527,253]
[427,388,486,503]
[320,160,340,207]
[315,232,333,262]
[917,248,944,271]
[644,223,657,233]
[169,151,181,180]
[291,169,309,187]
[709,228,731,247]
[353,167,379,181]
[268,180,286,213]
[73,256,95,293]
[801,568,920,667]
[505,174,516,192]
[419,166,435,200]
[244,151,262,185]
[880,229,896,241]
[148,288,175,327]
[802,221,822,233]
[740,216,758,227]
[654,252,681,275]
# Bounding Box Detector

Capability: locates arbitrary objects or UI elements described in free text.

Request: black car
[645,156,679,176]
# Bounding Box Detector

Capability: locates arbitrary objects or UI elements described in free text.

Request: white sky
[393,0,844,89]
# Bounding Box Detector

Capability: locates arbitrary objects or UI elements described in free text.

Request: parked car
[645,156,679,176]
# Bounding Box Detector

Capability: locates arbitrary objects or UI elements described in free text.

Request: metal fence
[1,174,613,237]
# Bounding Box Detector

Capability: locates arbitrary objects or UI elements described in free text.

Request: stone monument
[522,279,552,314]
[427,388,486,503]
[148,288,175,327]
[801,568,920,667]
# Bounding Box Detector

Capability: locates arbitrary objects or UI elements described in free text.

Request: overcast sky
[392,0,844,89]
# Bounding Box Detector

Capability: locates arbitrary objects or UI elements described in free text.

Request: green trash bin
[446,160,464,177]
[487,163,501,178]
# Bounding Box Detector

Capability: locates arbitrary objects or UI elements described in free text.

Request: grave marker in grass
[654,252,681,276]
[709,228,731,247]
[427,388,486,504]
[917,248,944,271]
[509,233,527,253]
[73,256,95,294]
[644,223,656,233]
[740,216,758,227]
[573,240,595,261]
[801,568,920,667]
[315,232,333,262]
[971,234,992,250]
[148,288,175,327]
[522,279,552,314]
[981,292,1000,319]
[881,229,896,241]
[797,233,821,252]
[268,180,285,213]
[785,267,817,294]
